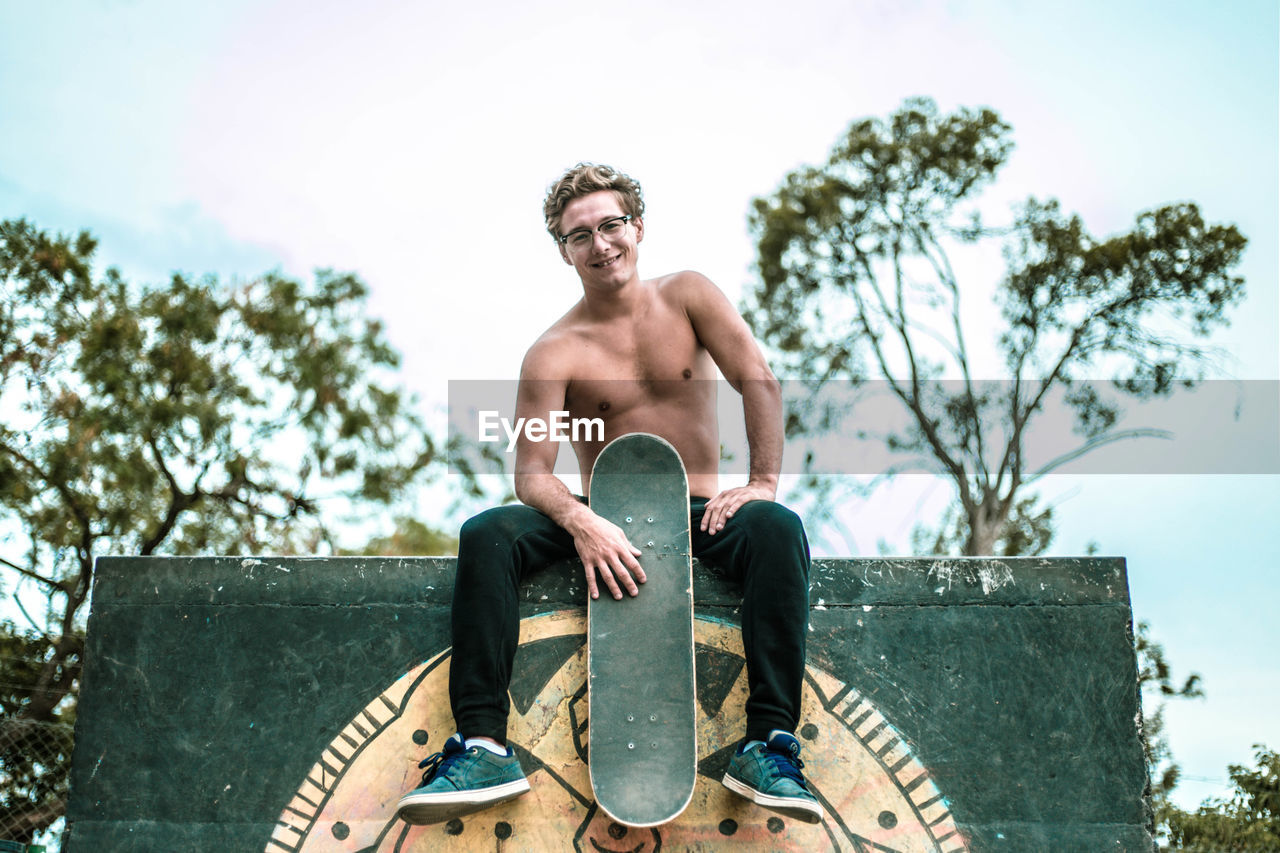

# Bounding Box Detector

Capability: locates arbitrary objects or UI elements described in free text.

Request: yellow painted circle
[267,612,968,852]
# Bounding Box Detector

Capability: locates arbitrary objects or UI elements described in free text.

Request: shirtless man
[396,163,821,826]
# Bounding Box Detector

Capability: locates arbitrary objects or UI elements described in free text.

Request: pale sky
[2,0,1277,813]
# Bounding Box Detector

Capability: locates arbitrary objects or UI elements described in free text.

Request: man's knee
[737,500,807,543]
[458,505,530,552]
[728,503,810,619]
[734,501,810,580]
[455,506,540,595]
[459,507,500,547]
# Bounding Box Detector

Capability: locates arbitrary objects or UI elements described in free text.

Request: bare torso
[528,272,722,497]
[513,187,779,600]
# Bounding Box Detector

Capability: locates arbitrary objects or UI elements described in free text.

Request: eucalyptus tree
[748,98,1246,554]
[0,219,438,839]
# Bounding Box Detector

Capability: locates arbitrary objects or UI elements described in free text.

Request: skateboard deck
[587,432,696,826]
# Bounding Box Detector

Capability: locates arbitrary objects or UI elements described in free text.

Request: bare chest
[563,313,713,418]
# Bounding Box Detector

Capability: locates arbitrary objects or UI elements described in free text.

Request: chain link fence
[0,716,72,851]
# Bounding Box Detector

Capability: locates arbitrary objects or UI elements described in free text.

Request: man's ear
[558,243,572,265]
[633,217,644,242]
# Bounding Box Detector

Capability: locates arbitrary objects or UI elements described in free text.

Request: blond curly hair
[543,163,644,241]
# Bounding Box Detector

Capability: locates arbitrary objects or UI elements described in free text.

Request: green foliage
[352,517,459,556]
[1134,621,1205,838]
[0,218,439,838]
[747,98,1247,554]
[1127,623,1279,850]
[1,219,435,565]
[0,625,75,843]
[1164,745,1280,851]
[912,492,1055,556]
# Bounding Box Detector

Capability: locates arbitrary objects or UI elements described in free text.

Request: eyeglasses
[558,215,633,251]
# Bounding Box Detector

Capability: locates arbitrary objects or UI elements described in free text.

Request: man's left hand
[700,482,776,535]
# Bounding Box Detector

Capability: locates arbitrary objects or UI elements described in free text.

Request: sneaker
[396,733,530,825]
[722,731,824,824]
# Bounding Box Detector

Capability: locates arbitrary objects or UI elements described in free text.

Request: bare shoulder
[653,269,717,299]
[519,304,585,380]
[520,327,570,381]
[652,269,732,314]
[653,270,743,325]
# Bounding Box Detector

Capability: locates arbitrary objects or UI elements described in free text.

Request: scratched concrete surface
[67,556,1152,852]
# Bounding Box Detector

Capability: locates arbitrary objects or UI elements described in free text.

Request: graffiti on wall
[266,611,968,852]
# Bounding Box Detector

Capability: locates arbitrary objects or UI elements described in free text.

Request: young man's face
[556,190,644,289]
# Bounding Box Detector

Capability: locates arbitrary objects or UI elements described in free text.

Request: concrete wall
[68,556,1152,851]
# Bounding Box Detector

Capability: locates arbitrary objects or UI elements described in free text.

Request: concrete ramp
[68,556,1152,851]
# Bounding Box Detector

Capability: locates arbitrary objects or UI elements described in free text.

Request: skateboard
[587,432,696,826]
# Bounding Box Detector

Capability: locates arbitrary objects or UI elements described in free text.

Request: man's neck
[579,273,647,319]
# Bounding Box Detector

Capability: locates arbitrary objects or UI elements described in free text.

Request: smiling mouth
[593,255,621,269]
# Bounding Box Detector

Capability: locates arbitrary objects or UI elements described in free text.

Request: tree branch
[0,442,95,537]
[0,554,66,594]
[139,432,200,555]
[1028,428,1174,480]
[919,222,989,485]
[878,238,974,507]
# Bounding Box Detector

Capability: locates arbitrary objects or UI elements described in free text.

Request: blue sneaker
[722,731,824,824]
[396,733,530,825]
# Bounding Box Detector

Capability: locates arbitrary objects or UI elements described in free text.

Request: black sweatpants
[448,497,811,744]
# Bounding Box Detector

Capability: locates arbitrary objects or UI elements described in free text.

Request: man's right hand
[569,510,646,600]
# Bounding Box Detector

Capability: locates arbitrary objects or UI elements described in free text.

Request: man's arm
[678,273,785,534]
[513,348,645,600]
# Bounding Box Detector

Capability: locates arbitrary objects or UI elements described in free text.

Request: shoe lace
[763,744,809,788]
[416,744,466,785]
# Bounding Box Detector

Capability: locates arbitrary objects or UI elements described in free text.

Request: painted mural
[266,612,968,852]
